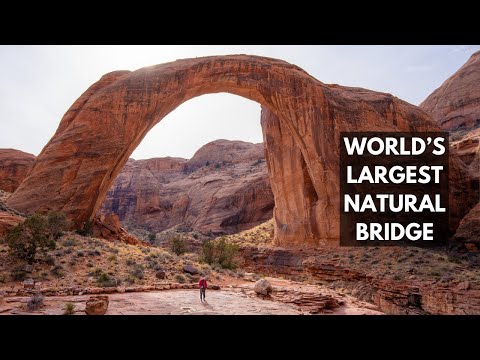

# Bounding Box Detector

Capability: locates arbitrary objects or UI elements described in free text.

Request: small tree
[6,214,55,264]
[200,237,239,269]
[170,235,186,256]
[47,212,69,240]
[201,240,216,265]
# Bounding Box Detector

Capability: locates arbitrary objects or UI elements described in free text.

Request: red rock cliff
[0,149,35,193]
[98,140,273,234]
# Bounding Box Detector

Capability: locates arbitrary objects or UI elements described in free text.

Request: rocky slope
[99,140,274,234]
[420,50,480,250]
[0,149,35,193]
[420,50,480,135]
[420,50,480,177]
[0,190,24,238]
[223,221,480,314]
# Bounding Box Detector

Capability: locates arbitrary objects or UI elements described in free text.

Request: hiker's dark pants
[200,287,206,300]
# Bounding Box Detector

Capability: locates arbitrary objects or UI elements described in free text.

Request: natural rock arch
[7,55,457,247]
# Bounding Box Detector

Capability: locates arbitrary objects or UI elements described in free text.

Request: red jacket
[199,279,207,289]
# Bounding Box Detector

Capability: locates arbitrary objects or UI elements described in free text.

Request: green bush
[63,302,76,315]
[6,214,55,264]
[200,237,239,269]
[96,271,119,287]
[174,274,186,283]
[170,235,186,256]
[126,258,135,266]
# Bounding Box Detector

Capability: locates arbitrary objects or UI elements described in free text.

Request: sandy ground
[0,277,383,315]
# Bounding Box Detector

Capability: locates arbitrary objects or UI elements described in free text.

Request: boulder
[210,285,221,290]
[85,295,109,315]
[155,270,166,280]
[183,265,199,275]
[254,279,273,296]
[454,203,480,251]
[23,279,35,289]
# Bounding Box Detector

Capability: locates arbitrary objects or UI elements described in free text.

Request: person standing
[199,274,207,302]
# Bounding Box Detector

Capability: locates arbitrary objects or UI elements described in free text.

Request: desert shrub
[141,247,150,255]
[76,250,85,257]
[174,274,186,283]
[10,265,27,281]
[6,214,55,263]
[148,232,156,243]
[0,273,6,283]
[146,259,159,269]
[215,163,220,169]
[63,238,77,247]
[205,161,210,166]
[37,271,49,281]
[130,265,144,279]
[76,220,93,237]
[27,293,44,311]
[96,271,119,287]
[44,255,56,266]
[63,302,76,315]
[201,241,215,265]
[91,268,103,277]
[54,249,65,257]
[124,276,136,285]
[47,212,69,240]
[108,255,117,262]
[169,235,186,256]
[126,258,135,266]
[69,260,77,267]
[200,237,239,269]
[109,247,119,254]
[51,265,65,278]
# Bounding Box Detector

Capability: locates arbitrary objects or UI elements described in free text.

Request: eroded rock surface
[0,149,35,193]
[98,140,273,234]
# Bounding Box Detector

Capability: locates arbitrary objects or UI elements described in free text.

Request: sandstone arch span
[7,55,468,247]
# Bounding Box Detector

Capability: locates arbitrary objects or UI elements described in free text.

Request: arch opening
[99,93,275,236]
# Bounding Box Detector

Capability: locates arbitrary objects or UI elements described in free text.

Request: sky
[1,45,479,160]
